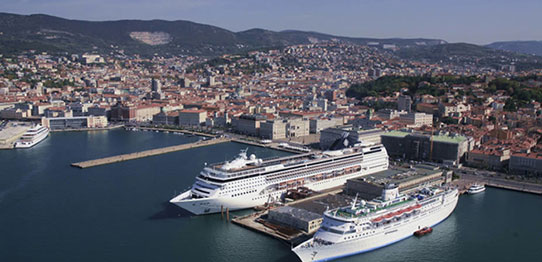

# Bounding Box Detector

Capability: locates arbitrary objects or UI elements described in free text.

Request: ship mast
[351,193,358,209]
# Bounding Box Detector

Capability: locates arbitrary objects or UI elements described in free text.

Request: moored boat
[467,184,485,194]
[14,124,49,149]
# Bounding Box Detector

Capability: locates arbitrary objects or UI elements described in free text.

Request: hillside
[486,41,542,56]
[396,43,542,71]
[0,12,445,56]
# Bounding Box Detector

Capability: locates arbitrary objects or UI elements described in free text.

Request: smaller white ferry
[292,185,459,261]
[467,184,485,194]
[14,124,50,148]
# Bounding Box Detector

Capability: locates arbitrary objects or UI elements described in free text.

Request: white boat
[170,145,389,215]
[292,186,459,262]
[467,184,485,194]
[14,124,50,148]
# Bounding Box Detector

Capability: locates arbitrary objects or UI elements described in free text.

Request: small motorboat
[467,184,485,194]
[414,227,433,237]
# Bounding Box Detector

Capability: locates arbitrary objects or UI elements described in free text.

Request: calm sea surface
[0,130,541,262]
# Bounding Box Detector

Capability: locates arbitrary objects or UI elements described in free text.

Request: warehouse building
[268,206,323,234]
[345,164,451,200]
[41,116,108,130]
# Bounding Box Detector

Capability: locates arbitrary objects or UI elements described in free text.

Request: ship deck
[209,152,316,172]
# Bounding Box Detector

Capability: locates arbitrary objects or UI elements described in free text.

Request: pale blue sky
[2,0,541,44]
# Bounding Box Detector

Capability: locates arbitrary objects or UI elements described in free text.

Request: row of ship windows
[344,231,373,240]
[232,189,257,197]
[269,162,362,183]
[223,180,264,192]
[219,160,384,194]
[268,159,364,181]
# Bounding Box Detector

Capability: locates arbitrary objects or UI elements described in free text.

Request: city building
[509,153,542,176]
[80,54,105,64]
[44,107,72,118]
[416,103,439,115]
[151,78,162,92]
[260,119,287,140]
[232,114,267,137]
[110,104,161,122]
[309,117,343,134]
[286,118,310,138]
[260,118,310,139]
[466,148,510,170]
[87,106,108,117]
[438,102,471,117]
[178,109,207,126]
[381,130,469,165]
[345,164,451,200]
[153,111,179,126]
[320,126,384,150]
[375,109,406,120]
[399,112,433,128]
[397,95,412,112]
[41,116,108,130]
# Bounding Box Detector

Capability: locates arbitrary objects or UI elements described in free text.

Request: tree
[504,98,517,112]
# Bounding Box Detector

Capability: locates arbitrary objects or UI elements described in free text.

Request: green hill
[0,12,445,57]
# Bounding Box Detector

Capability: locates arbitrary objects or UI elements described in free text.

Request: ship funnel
[382,184,399,201]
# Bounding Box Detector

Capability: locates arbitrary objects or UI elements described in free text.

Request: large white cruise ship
[14,124,50,149]
[293,185,459,262]
[170,144,389,215]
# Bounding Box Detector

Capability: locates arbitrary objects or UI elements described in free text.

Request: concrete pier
[71,137,231,168]
[0,122,31,149]
[231,187,344,244]
[134,127,216,137]
[231,210,309,244]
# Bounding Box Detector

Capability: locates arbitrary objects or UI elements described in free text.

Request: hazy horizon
[2,0,542,45]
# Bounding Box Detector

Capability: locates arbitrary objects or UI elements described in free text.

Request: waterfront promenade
[455,173,542,195]
[71,137,231,168]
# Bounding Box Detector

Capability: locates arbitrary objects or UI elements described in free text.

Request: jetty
[71,137,231,168]
[132,127,215,137]
[231,187,344,245]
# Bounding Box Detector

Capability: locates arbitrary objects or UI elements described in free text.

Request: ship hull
[169,190,280,215]
[293,190,459,262]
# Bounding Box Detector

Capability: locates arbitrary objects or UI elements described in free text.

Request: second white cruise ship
[292,186,459,261]
[170,144,389,215]
[14,124,50,149]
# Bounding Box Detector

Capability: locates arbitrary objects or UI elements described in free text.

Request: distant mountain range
[0,12,445,56]
[486,41,542,56]
[396,42,542,71]
[1,12,541,71]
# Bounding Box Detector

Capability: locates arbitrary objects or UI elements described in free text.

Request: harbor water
[0,130,541,261]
